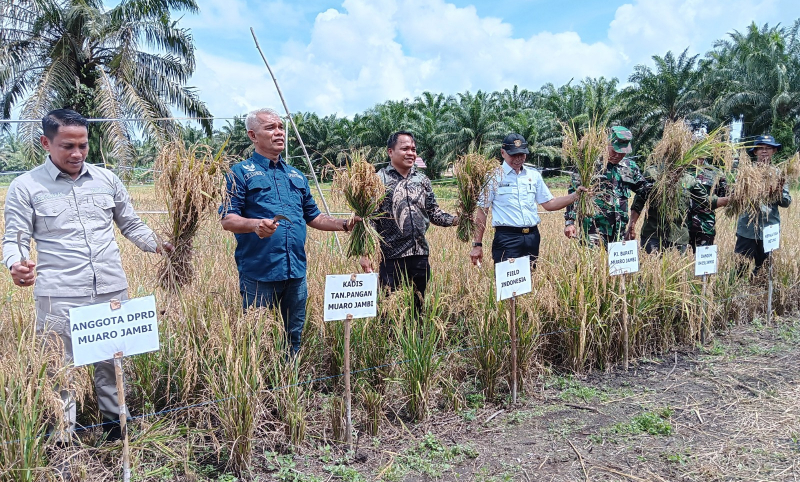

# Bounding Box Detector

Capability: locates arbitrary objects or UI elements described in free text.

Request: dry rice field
[1,181,799,481]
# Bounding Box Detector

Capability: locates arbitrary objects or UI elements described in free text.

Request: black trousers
[689,232,715,253]
[492,226,540,268]
[734,235,769,276]
[379,255,431,316]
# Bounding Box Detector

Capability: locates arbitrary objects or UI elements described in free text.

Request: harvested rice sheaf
[453,152,499,242]
[724,151,798,221]
[331,151,386,259]
[156,140,231,290]
[561,120,607,228]
[647,121,736,226]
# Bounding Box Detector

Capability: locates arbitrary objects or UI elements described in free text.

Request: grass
[2,180,800,479]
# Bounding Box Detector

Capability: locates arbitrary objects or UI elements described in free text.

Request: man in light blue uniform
[469,133,585,267]
[220,108,357,355]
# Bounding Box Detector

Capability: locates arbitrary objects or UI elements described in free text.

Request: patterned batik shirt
[373,164,455,259]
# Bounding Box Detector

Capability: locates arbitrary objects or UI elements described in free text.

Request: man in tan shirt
[2,109,170,446]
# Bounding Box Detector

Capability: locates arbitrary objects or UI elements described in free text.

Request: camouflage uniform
[687,162,727,250]
[631,164,719,254]
[565,157,650,246]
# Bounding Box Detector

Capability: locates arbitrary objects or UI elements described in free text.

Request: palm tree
[352,100,412,165]
[491,85,540,115]
[496,109,561,167]
[289,112,352,178]
[540,81,590,127]
[705,20,800,150]
[616,49,710,151]
[407,92,450,179]
[0,0,212,166]
[218,116,252,159]
[438,91,502,164]
[582,77,620,125]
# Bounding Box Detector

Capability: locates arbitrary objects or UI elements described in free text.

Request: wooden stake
[767,254,773,325]
[620,274,629,371]
[343,314,353,450]
[700,274,708,344]
[510,293,518,405]
[113,352,131,482]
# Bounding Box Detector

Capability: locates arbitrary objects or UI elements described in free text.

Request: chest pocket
[288,175,308,208]
[90,194,115,225]
[33,199,72,233]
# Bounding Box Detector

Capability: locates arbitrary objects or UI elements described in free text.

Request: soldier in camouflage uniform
[687,159,728,251]
[564,126,650,246]
[628,163,728,254]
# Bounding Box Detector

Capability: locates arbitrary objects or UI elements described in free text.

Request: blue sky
[180,0,798,122]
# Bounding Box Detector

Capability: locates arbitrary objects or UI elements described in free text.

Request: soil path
[286,319,799,481]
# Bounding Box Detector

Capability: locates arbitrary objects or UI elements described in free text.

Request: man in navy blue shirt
[220,108,357,355]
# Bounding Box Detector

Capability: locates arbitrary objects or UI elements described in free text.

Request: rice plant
[395,285,442,421]
[155,139,230,290]
[330,150,386,259]
[561,120,607,234]
[647,122,736,228]
[202,308,269,477]
[453,152,499,242]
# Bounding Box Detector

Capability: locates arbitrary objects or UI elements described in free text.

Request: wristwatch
[565,220,575,227]
[472,242,482,247]
[342,219,351,232]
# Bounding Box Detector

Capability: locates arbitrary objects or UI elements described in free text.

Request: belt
[494,225,539,234]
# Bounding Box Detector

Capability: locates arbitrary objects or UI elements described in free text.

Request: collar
[44,156,89,181]
[251,151,284,169]
[386,162,415,178]
[502,161,526,176]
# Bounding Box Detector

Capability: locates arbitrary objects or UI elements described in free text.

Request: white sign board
[608,241,639,275]
[495,256,532,301]
[763,223,780,253]
[69,295,159,367]
[695,245,718,276]
[323,273,379,321]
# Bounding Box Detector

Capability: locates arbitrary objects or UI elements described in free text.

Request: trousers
[35,289,130,441]
[240,275,307,356]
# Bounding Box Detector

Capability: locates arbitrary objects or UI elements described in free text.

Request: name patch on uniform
[244,171,265,181]
[33,192,68,203]
[288,171,305,180]
[85,187,115,196]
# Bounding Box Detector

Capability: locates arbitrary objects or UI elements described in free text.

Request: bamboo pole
[113,352,131,482]
[249,27,342,254]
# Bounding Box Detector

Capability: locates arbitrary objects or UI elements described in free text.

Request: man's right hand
[624,226,637,241]
[470,246,483,266]
[564,225,577,239]
[254,218,278,239]
[10,260,36,287]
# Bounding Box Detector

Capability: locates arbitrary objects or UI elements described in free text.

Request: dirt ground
[257,317,800,482]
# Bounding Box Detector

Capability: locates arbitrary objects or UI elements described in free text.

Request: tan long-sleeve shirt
[3,157,157,297]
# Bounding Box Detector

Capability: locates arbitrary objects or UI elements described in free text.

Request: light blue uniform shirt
[479,162,553,227]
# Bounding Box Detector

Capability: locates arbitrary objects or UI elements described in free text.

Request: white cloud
[187,0,797,118]
[608,0,783,65]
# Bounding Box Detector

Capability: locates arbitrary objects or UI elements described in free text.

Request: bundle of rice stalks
[453,152,499,242]
[561,120,607,229]
[331,150,386,259]
[647,121,735,225]
[156,140,231,291]
[724,151,797,220]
